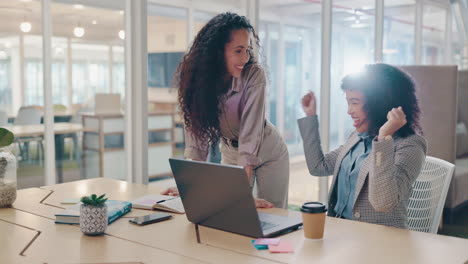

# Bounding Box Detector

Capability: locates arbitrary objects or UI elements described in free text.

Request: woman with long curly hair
[299,64,427,228]
[162,12,289,208]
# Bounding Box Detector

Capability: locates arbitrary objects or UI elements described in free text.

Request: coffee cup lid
[300,202,327,213]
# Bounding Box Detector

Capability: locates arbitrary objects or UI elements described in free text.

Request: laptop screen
[169,158,264,237]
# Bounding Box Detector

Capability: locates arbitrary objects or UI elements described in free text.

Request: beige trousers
[220,123,289,208]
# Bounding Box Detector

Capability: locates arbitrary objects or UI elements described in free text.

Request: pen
[156,197,178,204]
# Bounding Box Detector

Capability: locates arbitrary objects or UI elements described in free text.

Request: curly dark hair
[175,12,260,148]
[341,63,423,138]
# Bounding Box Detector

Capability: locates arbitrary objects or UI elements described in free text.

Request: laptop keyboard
[260,220,278,231]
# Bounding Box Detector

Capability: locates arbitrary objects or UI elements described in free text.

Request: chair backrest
[14,106,43,125]
[0,110,7,126]
[400,66,458,163]
[407,156,455,233]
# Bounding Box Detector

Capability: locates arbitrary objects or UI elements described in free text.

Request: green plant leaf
[81,196,93,205]
[81,194,107,206]
[0,128,14,147]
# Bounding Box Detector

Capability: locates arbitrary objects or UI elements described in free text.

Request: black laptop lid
[169,158,263,238]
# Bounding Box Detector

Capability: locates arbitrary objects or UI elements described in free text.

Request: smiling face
[224,29,251,78]
[345,90,369,133]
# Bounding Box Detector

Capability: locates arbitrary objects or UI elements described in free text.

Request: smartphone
[129,212,172,225]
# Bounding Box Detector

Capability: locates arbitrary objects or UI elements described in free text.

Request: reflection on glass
[0,1,46,188]
[193,0,245,37]
[383,1,415,65]
[422,5,446,65]
[194,10,217,37]
[147,4,187,179]
[51,1,126,183]
[0,48,12,114]
[259,0,321,205]
[283,25,317,154]
[113,46,125,95]
[24,36,44,106]
[71,44,111,104]
[330,1,375,150]
[259,22,279,126]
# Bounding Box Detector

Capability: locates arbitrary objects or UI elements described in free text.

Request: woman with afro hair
[299,64,427,228]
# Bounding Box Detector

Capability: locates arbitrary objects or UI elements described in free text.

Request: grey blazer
[298,116,427,228]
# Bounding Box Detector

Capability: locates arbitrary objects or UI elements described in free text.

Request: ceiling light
[350,23,368,28]
[73,26,85,38]
[119,10,124,15]
[73,4,84,9]
[118,30,125,40]
[55,47,64,56]
[20,21,32,33]
[92,20,97,25]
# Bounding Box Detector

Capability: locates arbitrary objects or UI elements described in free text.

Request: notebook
[131,195,185,214]
[55,200,132,225]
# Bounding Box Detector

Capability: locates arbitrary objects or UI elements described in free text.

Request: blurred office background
[0,0,467,236]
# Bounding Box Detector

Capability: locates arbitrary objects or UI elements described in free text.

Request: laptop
[169,158,303,238]
[95,93,122,115]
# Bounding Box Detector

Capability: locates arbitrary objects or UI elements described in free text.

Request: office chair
[14,106,44,162]
[407,156,455,233]
[0,110,7,126]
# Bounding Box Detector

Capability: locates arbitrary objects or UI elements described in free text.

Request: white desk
[5,123,83,138]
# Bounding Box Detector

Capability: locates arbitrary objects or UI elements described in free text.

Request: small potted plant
[0,128,16,208]
[80,194,108,236]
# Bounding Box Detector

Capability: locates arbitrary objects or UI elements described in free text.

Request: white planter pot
[0,146,17,208]
[80,204,107,236]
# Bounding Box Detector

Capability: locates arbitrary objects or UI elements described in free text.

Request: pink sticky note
[254,238,280,246]
[268,241,294,253]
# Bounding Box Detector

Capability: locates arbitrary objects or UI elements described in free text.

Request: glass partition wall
[146,4,187,180]
[145,1,245,185]
[50,1,126,183]
[0,0,126,188]
[259,0,322,205]
[383,0,416,65]
[330,0,375,152]
[422,4,447,65]
[0,0,458,208]
[0,0,45,188]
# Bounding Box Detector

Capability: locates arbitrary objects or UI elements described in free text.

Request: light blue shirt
[334,132,373,219]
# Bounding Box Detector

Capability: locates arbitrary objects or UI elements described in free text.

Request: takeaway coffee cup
[300,202,327,239]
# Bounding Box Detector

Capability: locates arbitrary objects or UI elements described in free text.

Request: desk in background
[5,123,83,183]
[81,112,175,180]
[148,88,185,149]
[7,111,75,124]
[2,178,467,263]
